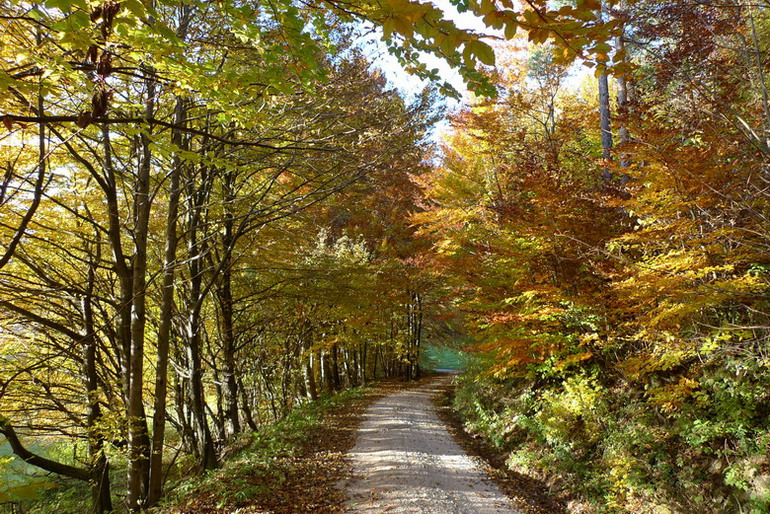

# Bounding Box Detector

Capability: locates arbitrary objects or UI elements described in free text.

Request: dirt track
[341,376,520,513]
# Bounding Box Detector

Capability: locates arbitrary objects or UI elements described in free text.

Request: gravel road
[341,376,520,513]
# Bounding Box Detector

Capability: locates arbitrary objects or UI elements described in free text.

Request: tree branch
[1,114,341,152]
[0,417,90,481]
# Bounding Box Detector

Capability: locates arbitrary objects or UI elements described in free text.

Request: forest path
[340,376,520,513]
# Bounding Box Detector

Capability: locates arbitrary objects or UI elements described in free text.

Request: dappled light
[343,378,518,513]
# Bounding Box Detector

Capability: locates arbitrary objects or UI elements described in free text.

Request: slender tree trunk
[147,6,193,503]
[331,344,341,391]
[147,95,185,508]
[360,341,367,386]
[373,345,380,380]
[320,349,330,393]
[101,126,133,408]
[345,346,356,387]
[186,306,218,468]
[83,241,112,514]
[616,69,630,171]
[405,294,414,382]
[414,292,422,380]
[597,2,614,182]
[126,67,155,511]
[615,3,631,172]
[261,367,279,421]
[239,377,259,431]
[616,71,629,148]
[220,276,240,437]
[219,170,240,438]
[172,346,195,453]
[184,161,218,470]
[598,71,613,159]
[303,337,318,400]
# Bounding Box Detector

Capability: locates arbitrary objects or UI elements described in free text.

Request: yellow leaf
[392,16,414,39]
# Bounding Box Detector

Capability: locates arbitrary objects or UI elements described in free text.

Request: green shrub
[453,350,770,513]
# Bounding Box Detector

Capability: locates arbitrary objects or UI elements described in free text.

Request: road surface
[342,376,519,513]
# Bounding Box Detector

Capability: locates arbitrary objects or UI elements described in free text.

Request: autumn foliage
[2,0,770,512]
[417,4,770,511]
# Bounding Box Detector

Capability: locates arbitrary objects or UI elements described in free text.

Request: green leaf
[504,21,517,39]
[45,0,75,12]
[469,40,495,66]
[122,0,148,19]
[383,18,396,39]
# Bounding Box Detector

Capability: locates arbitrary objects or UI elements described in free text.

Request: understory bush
[454,351,770,513]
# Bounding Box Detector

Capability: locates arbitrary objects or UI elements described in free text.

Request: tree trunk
[186,306,218,469]
[220,280,240,437]
[303,339,318,400]
[239,377,259,430]
[372,345,379,380]
[101,125,133,408]
[147,94,185,508]
[219,169,240,439]
[615,4,631,172]
[83,242,113,513]
[184,161,218,470]
[148,4,193,503]
[331,344,341,391]
[360,341,367,386]
[414,292,422,380]
[126,68,155,511]
[597,2,614,182]
[405,295,414,382]
[320,349,330,393]
[598,71,613,160]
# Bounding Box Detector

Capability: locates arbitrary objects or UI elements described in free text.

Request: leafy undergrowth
[452,356,770,514]
[10,447,128,513]
[158,386,375,513]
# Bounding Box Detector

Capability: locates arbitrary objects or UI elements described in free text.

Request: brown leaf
[76,112,92,128]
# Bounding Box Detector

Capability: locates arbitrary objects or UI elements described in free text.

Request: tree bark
[598,71,613,159]
[303,335,318,401]
[597,2,614,182]
[147,95,186,508]
[414,292,422,380]
[83,240,113,513]
[184,161,218,470]
[218,169,240,439]
[126,66,155,511]
[331,344,341,391]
